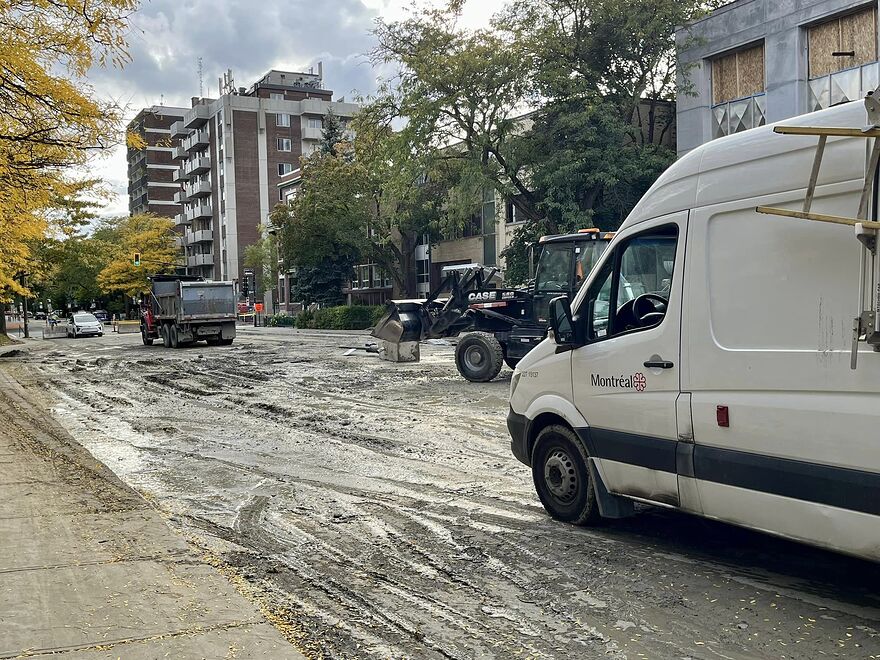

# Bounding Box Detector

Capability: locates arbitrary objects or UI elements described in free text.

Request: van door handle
[644,360,674,369]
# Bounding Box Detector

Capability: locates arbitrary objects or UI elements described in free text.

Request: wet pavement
[2,328,878,659]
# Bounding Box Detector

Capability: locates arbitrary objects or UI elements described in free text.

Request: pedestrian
[112,313,118,333]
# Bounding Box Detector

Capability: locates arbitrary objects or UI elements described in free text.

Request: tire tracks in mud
[23,337,880,660]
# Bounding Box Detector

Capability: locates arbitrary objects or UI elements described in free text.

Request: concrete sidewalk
[0,365,304,659]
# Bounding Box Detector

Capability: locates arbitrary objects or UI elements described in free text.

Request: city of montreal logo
[591,372,647,392]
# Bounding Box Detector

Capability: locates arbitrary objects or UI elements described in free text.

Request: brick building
[164,68,358,289]
[126,106,188,218]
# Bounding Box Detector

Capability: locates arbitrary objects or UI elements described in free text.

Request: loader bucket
[371,301,425,343]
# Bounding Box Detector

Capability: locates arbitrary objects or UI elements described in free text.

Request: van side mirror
[549,296,581,347]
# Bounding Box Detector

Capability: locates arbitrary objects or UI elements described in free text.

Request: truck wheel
[141,325,153,346]
[161,324,171,348]
[169,324,180,349]
[455,332,504,382]
[531,424,602,526]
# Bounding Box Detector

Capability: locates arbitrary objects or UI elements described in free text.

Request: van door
[569,212,687,506]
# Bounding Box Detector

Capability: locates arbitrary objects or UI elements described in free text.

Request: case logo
[591,372,647,392]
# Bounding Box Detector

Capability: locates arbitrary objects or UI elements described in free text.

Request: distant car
[33,311,47,320]
[67,312,103,338]
[93,309,110,323]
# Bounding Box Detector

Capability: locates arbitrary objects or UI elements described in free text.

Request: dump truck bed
[152,280,236,322]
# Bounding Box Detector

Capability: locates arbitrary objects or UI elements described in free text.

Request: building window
[276,113,290,127]
[270,93,284,100]
[278,162,293,176]
[307,117,323,129]
[277,138,292,152]
[710,42,766,138]
[808,6,879,110]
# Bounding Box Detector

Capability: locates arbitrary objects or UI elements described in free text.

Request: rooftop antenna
[198,57,204,97]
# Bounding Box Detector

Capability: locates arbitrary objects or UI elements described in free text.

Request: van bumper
[507,407,530,466]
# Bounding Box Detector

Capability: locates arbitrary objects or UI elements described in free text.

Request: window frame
[276,113,291,127]
[277,137,292,152]
[580,224,679,344]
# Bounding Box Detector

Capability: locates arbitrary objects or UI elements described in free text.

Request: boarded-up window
[712,44,765,105]
[808,6,877,79]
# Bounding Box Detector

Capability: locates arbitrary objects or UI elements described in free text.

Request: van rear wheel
[531,424,601,526]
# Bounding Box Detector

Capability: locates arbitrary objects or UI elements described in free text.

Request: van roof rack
[755,91,880,369]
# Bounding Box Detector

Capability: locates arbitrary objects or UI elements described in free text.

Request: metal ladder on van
[756,90,880,369]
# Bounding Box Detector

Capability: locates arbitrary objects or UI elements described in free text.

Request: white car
[67,313,103,338]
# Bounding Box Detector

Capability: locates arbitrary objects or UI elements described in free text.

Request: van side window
[586,225,678,340]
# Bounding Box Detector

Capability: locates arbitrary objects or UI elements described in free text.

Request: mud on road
[3,328,879,659]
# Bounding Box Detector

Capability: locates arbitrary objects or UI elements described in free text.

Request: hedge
[292,305,387,330]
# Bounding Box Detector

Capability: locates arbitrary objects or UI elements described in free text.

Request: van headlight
[510,369,522,398]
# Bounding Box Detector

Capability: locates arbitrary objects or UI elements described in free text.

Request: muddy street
[3,328,879,659]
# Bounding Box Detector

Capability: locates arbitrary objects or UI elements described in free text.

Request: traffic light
[133,252,141,267]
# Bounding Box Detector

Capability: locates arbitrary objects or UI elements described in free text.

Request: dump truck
[140,275,237,348]
[372,229,613,382]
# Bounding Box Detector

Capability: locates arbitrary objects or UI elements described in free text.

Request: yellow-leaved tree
[97,214,179,297]
[0,0,138,320]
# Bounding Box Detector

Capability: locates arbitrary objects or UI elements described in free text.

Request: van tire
[531,424,601,526]
[455,332,504,382]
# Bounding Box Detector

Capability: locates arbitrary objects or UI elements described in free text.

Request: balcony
[183,104,211,129]
[175,212,190,227]
[188,253,214,268]
[302,126,322,141]
[173,189,188,204]
[171,121,188,138]
[186,203,212,221]
[174,235,187,249]
[185,156,211,175]
[173,167,189,182]
[190,229,213,243]
[184,130,209,152]
[171,146,186,161]
[186,180,211,198]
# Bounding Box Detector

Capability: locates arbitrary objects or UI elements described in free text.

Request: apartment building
[676,0,879,155]
[169,69,358,286]
[126,106,188,217]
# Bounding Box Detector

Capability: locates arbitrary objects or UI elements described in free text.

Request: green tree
[319,108,347,157]
[370,3,537,223]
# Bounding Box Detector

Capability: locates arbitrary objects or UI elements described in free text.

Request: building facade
[168,69,358,288]
[677,0,879,155]
[126,106,188,218]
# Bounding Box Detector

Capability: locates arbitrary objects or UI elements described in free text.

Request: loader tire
[455,332,504,382]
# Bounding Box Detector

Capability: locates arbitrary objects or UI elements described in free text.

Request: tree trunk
[0,301,7,336]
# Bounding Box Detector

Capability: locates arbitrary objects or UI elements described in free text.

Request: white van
[507,99,880,561]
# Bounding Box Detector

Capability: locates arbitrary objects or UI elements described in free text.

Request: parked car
[93,309,110,323]
[67,313,103,338]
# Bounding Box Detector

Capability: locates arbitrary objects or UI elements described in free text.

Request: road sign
[254,303,264,313]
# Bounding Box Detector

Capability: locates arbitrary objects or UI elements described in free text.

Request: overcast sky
[91,0,505,217]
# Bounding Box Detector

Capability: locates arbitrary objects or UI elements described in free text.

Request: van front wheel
[531,424,601,526]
